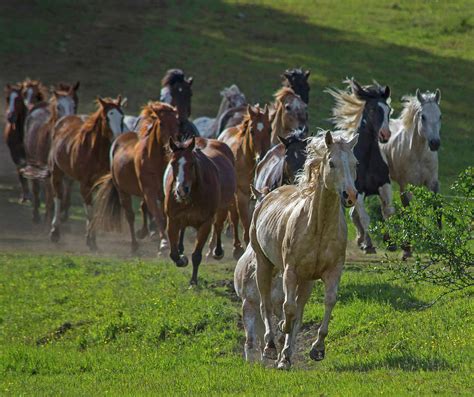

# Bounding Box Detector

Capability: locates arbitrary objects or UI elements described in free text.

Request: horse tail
[91,174,122,232]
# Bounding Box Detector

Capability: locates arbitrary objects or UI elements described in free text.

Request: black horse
[327,78,394,253]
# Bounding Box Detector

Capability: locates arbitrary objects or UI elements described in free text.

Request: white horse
[380,89,441,257]
[251,131,358,369]
[193,85,246,138]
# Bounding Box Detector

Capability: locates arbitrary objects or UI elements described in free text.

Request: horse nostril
[348,200,353,205]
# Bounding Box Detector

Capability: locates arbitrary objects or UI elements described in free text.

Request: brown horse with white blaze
[165,137,237,285]
[49,96,124,248]
[92,101,179,253]
[218,105,272,256]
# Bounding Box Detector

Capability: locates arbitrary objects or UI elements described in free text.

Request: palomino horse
[21,78,49,110]
[218,105,272,256]
[254,128,308,195]
[281,68,310,104]
[251,131,358,369]
[4,83,29,202]
[216,68,310,135]
[194,84,246,138]
[327,78,393,253]
[92,102,179,254]
[22,83,80,223]
[381,89,442,258]
[49,96,124,248]
[164,137,237,285]
[270,87,307,146]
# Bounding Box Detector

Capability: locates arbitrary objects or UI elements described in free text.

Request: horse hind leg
[136,200,149,240]
[61,178,74,222]
[378,183,396,251]
[31,179,41,224]
[242,299,263,362]
[81,184,98,252]
[17,167,30,203]
[190,220,213,286]
[352,194,376,254]
[207,208,227,260]
[229,198,244,259]
[49,167,64,242]
[119,193,138,254]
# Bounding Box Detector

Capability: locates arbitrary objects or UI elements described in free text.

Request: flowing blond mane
[325,81,365,134]
[399,92,439,132]
[274,86,298,103]
[295,133,327,197]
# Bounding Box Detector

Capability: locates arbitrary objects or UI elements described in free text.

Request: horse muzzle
[378,128,391,143]
[428,139,441,151]
[174,186,191,203]
[341,189,358,208]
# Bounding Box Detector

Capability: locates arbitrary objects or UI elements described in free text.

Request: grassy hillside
[1,253,472,395]
[0,0,472,186]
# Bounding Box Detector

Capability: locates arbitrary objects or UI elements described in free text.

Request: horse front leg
[143,189,168,254]
[118,192,138,254]
[207,208,227,260]
[61,178,74,222]
[31,179,41,224]
[49,167,64,242]
[310,265,343,362]
[136,200,149,240]
[352,194,375,254]
[81,184,97,252]
[278,280,314,370]
[168,220,188,267]
[190,220,213,286]
[229,196,244,259]
[17,167,30,203]
[242,298,265,362]
[430,180,442,229]
[400,185,413,260]
[237,189,251,245]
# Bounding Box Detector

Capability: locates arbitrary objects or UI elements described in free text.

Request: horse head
[278,128,308,184]
[4,83,25,126]
[97,95,125,140]
[274,87,308,133]
[320,131,358,208]
[168,136,197,203]
[52,81,80,118]
[281,68,310,104]
[161,69,193,121]
[21,78,48,110]
[349,78,391,143]
[221,85,246,108]
[416,89,442,151]
[245,104,272,161]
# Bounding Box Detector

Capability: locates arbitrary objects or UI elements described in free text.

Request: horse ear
[347,134,359,150]
[188,136,196,151]
[325,131,333,147]
[263,104,269,118]
[278,135,290,147]
[97,97,107,108]
[435,89,441,104]
[383,86,391,100]
[349,78,365,98]
[73,81,80,91]
[120,97,128,108]
[250,184,264,201]
[187,77,193,86]
[169,137,179,152]
[116,95,122,106]
[247,104,254,117]
[416,89,424,104]
[304,70,310,79]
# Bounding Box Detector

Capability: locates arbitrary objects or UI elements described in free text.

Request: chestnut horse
[270,87,307,146]
[92,102,179,253]
[218,105,272,255]
[4,83,29,202]
[22,82,80,223]
[49,96,124,248]
[164,137,237,285]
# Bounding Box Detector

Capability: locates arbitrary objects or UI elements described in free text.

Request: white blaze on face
[106,108,124,137]
[160,87,172,104]
[25,88,34,105]
[8,91,18,113]
[256,122,264,132]
[177,157,187,186]
[378,102,390,131]
[340,151,355,192]
[58,96,76,117]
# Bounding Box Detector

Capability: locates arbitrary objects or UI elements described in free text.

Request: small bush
[374,167,473,296]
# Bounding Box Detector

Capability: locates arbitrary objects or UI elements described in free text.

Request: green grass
[0,0,472,186]
[1,253,472,395]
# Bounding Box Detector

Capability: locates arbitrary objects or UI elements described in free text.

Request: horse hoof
[159,239,169,252]
[309,347,325,361]
[176,256,189,268]
[50,228,60,243]
[131,242,139,254]
[262,346,278,360]
[233,246,245,260]
[277,358,291,370]
[212,248,224,260]
[364,246,377,254]
[149,230,159,242]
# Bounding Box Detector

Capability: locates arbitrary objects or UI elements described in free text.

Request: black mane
[161,69,186,87]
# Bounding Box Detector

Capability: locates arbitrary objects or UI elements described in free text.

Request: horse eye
[439,114,442,120]
[285,104,291,111]
[329,160,335,169]
[421,114,426,121]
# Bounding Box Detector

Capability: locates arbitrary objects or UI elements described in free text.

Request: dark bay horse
[254,128,308,195]
[92,102,179,254]
[21,78,49,110]
[49,96,124,248]
[327,78,393,253]
[4,83,29,202]
[23,83,80,223]
[160,69,199,140]
[218,105,272,255]
[281,68,310,104]
[164,137,237,285]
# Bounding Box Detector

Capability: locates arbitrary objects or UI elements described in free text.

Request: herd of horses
[3,68,442,368]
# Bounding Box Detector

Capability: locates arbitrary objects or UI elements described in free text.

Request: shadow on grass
[338,281,427,310]
[333,353,453,372]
